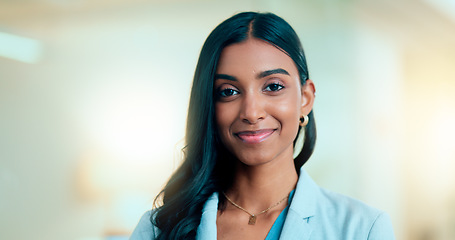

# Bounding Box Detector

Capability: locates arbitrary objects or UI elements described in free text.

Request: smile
[235,129,276,144]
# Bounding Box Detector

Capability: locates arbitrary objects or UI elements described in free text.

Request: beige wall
[1,0,454,239]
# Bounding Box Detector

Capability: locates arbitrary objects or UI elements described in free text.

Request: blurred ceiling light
[0,32,43,63]
[424,0,455,23]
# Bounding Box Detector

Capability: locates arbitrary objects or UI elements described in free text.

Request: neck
[225,152,298,213]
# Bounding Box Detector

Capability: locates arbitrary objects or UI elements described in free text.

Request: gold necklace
[222,192,289,225]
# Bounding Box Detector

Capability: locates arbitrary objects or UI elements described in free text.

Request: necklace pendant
[248,215,257,225]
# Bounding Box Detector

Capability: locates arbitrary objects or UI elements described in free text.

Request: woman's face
[214,38,314,166]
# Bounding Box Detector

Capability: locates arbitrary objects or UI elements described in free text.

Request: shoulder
[318,187,381,220]
[314,186,395,239]
[130,210,159,240]
[291,170,395,239]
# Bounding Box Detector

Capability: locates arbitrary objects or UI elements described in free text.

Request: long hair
[152,12,316,239]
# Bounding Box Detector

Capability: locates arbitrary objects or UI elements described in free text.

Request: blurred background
[1,0,454,239]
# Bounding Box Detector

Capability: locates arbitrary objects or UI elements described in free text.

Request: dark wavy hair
[152,11,316,239]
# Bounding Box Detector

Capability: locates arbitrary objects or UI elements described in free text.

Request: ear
[300,79,315,116]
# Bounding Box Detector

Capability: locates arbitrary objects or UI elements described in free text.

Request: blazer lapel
[196,192,219,240]
[279,169,319,239]
[279,210,313,240]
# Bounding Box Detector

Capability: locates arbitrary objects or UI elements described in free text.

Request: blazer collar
[288,168,318,218]
[196,168,320,240]
[196,192,218,240]
[279,168,319,239]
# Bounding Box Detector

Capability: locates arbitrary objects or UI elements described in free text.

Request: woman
[131,12,395,239]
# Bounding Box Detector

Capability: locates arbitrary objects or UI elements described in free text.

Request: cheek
[271,95,301,122]
[270,95,302,138]
[215,104,234,134]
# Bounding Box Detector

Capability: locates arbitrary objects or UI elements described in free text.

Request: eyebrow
[215,68,290,81]
[257,68,290,79]
[214,73,237,81]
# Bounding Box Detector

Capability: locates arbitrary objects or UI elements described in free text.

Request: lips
[235,129,276,144]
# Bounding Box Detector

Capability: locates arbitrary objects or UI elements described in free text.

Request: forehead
[216,38,298,76]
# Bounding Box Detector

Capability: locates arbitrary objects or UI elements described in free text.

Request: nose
[239,92,266,124]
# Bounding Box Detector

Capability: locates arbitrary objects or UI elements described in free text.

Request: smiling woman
[214,39,312,168]
[130,12,395,240]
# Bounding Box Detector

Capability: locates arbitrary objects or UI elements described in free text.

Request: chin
[234,151,276,166]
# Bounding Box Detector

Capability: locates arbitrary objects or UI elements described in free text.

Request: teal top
[265,190,295,240]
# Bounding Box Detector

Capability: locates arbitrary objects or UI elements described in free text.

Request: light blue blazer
[131,169,395,239]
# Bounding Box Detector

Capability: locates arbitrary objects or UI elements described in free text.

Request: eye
[217,87,239,98]
[264,83,284,92]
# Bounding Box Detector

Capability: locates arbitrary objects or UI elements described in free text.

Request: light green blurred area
[1,0,455,239]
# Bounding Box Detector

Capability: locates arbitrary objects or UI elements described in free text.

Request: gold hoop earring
[299,115,309,127]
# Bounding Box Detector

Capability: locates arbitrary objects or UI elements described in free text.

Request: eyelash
[217,87,239,98]
[216,82,285,100]
[264,83,285,92]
